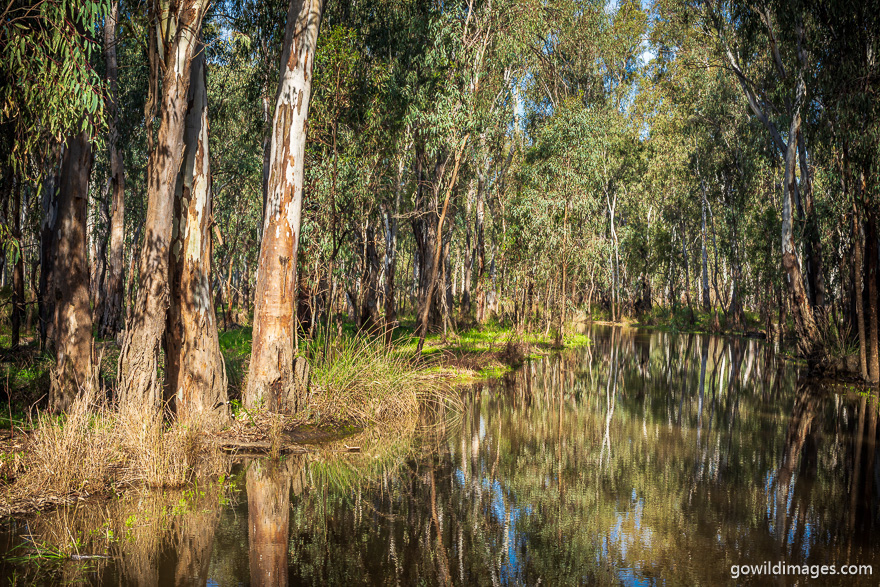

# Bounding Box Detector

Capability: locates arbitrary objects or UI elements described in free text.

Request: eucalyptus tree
[118,0,212,411]
[245,0,326,412]
[163,42,228,422]
[100,0,126,338]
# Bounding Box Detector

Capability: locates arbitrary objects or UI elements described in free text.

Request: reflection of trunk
[428,464,452,587]
[849,396,867,531]
[779,384,823,493]
[164,44,228,424]
[118,0,210,410]
[246,0,325,412]
[697,335,709,443]
[49,130,95,412]
[247,460,291,587]
[100,0,126,339]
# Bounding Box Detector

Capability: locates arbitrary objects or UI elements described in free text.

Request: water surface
[3,325,879,585]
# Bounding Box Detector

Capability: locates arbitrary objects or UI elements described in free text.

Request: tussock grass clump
[306,330,455,428]
[115,407,220,488]
[4,390,225,516]
[18,387,116,498]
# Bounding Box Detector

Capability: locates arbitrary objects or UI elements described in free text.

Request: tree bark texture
[101,0,126,339]
[10,176,23,348]
[49,130,95,412]
[359,221,381,331]
[416,135,469,353]
[38,147,61,350]
[382,150,405,334]
[865,215,879,382]
[780,91,818,348]
[118,0,209,411]
[164,44,228,425]
[245,0,325,412]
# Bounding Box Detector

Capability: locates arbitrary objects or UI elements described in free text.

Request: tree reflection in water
[263,326,880,585]
[3,326,880,585]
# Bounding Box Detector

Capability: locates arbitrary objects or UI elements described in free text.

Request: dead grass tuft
[306,331,458,429]
[3,388,227,516]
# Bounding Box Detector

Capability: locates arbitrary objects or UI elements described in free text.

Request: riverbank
[0,320,590,518]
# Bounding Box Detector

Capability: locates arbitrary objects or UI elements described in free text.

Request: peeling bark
[246,0,325,412]
[49,130,95,412]
[118,0,209,411]
[101,0,126,339]
[164,43,228,425]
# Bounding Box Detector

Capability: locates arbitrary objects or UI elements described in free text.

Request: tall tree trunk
[90,181,109,321]
[853,209,868,379]
[462,179,474,315]
[416,136,469,353]
[118,0,209,411]
[38,147,62,350]
[382,150,404,341]
[49,130,96,412]
[797,130,825,308]
[10,176,24,349]
[412,147,445,333]
[700,174,710,312]
[245,0,325,412]
[780,93,818,348]
[474,171,487,323]
[359,221,381,331]
[101,0,126,339]
[164,43,228,425]
[865,215,880,382]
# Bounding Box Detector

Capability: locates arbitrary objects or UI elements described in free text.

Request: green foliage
[0,0,110,172]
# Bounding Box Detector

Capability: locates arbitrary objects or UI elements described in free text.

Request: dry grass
[305,330,458,428]
[2,386,226,517]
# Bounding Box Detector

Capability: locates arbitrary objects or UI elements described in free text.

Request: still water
[3,325,880,585]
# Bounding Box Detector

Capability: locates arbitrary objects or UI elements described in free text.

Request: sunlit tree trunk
[853,208,868,379]
[382,150,405,340]
[246,0,325,412]
[101,0,126,339]
[416,137,468,353]
[118,0,210,411]
[49,130,95,411]
[164,44,228,424]
[699,175,710,312]
[781,100,818,347]
[865,215,879,382]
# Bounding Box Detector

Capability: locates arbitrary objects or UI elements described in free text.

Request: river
[2,325,879,585]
